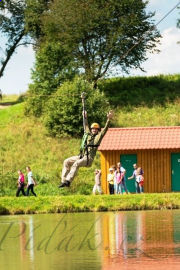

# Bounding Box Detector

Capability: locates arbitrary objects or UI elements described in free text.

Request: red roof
[99,126,180,150]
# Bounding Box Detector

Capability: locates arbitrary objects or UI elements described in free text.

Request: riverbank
[1,193,180,215]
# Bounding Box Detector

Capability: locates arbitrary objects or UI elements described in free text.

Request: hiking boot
[58,181,71,188]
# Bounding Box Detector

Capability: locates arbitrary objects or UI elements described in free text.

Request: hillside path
[0,103,12,109]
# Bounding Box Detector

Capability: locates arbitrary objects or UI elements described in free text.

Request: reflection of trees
[19,221,26,260]
[29,217,35,264]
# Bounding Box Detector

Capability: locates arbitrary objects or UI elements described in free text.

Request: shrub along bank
[1,193,180,215]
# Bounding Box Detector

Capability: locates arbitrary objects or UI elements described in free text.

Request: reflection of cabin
[100,211,175,270]
[98,127,180,194]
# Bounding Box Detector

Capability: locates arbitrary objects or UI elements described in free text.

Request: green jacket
[81,117,110,160]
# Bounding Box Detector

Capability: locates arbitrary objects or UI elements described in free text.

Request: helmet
[91,123,100,130]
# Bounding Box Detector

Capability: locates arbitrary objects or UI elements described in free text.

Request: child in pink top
[115,167,125,194]
[16,170,26,197]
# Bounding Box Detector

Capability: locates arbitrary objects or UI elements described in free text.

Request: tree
[0,0,28,78]
[24,0,78,117]
[24,0,51,41]
[0,0,50,78]
[42,0,161,85]
[44,76,110,136]
[25,41,78,116]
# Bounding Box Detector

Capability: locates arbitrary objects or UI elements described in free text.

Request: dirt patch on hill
[0,105,11,110]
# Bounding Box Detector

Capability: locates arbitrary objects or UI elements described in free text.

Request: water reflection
[19,220,26,260]
[29,216,35,265]
[0,210,180,269]
[100,212,147,258]
[96,211,180,269]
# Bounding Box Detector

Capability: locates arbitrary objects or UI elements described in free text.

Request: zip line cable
[118,0,180,63]
[155,1,180,27]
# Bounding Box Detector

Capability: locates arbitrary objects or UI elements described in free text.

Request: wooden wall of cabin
[100,149,180,194]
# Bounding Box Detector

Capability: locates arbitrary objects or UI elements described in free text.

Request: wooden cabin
[98,126,180,194]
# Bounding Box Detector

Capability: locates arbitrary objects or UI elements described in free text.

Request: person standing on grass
[107,167,115,194]
[114,167,125,194]
[111,165,117,194]
[16,170,26,197]
[117,162,128,194]
[128,163,144,193]
[26,166,37,197]
[136,167,144,193]
[92,169,102,195]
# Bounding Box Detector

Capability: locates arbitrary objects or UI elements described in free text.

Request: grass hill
[0,99,99,196]
[99,74,180,127]
[0,74,180,196]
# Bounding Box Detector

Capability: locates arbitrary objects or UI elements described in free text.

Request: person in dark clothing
[26,166,37,197]
[16,170,26,197]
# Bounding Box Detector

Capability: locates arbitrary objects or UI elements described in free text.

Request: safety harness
[79,132,99,164]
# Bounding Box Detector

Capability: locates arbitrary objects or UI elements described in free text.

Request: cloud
[18,45,35,55]
[148,0,162,6]
[0,45,35,94]
[131,26,180,76]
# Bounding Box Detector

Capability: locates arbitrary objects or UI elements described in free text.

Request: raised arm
[84,111,90,133]
[99,110,113,138]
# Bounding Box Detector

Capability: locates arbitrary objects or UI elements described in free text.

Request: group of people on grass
[93,163,144,195]
[16,166,37,197]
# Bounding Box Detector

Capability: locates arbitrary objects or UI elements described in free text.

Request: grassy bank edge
[1,193,180,215]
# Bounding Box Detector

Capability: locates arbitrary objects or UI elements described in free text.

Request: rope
[118,1,180,62]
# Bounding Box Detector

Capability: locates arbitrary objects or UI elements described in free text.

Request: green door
[120,154,137,193]
[171,153,180,191]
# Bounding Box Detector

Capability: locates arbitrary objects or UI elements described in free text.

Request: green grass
[0,103,25,125]
[0,94,19,104]
[1,193,180,215]
[0,74,180,196]
[115,100,180,127]
[0,102,99,195]
[99,74,180,107]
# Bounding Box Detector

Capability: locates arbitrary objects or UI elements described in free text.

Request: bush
[44,77,110,136]
[25,41,77,117]
[0,171,17,196]
[98,74,180,107]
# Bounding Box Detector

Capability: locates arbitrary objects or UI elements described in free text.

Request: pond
[0,210,180,270]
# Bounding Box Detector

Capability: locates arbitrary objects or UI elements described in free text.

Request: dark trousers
[109,183,114,194]
[135,181,140,193]
[26,184,37,197]
[16,184,26,197]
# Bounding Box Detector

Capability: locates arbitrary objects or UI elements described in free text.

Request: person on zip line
[59,102,113,188]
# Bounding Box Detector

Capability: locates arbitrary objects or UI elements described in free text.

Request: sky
[0,0,180,95]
